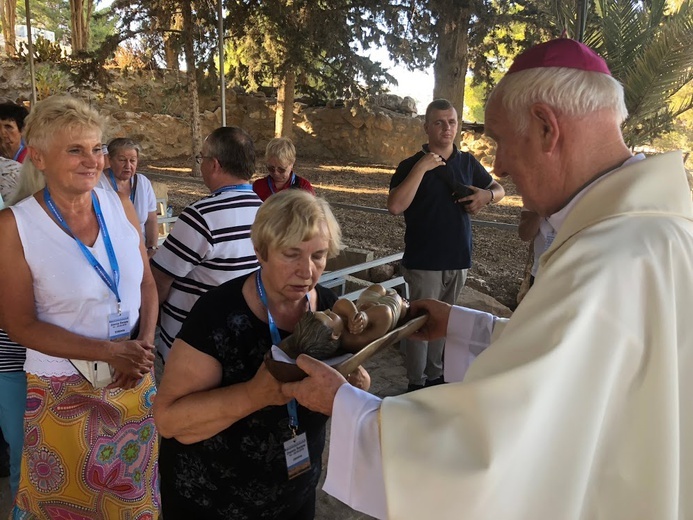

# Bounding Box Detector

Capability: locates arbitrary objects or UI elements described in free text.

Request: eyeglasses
[195,153,213,164]
[266,165,288,174]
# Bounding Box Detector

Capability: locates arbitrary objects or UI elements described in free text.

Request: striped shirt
[0,328,25,372]
[151,189,261,360]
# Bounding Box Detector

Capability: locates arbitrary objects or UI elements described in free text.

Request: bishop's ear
[530,103,560,152]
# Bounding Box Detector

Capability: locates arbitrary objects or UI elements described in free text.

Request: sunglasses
[266,165,288,174]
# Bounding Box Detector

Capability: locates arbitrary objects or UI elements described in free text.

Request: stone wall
[103,95,429,166]
[103,98,497,168]
[0,59,495,167]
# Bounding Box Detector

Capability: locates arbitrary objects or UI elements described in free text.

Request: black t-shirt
[159,272,338,520]
[390,145,493,270]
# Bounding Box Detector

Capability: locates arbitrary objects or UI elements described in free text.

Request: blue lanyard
[13,141,25,162]
[107,169,136,203]
[268,173,296,194]
[44,188,123,313]
[255,269,310,433]
[213,184,253,195]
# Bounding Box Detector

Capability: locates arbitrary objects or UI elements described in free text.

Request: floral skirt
[12,373,160,519]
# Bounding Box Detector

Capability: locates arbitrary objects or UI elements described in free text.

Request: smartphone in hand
[451,182,474,204]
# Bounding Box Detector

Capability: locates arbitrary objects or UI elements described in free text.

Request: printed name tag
[284,432,311,480]
[108,311,130,340]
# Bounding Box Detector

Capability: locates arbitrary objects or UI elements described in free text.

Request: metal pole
[576,0,588,42]
[217,0,226,126]
[24,0,37,104]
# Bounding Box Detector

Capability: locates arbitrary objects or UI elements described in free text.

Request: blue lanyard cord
[107,169,117,191]
[44,188,122,313]
[13,141,25,162]
[268,173,296,195]
[213,184,253,195]
[107,170,136,203]
[255,269,310,433]
[287,399,299,434]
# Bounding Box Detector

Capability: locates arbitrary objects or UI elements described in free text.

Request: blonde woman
[155,190,367,520]
[0,96,159,517]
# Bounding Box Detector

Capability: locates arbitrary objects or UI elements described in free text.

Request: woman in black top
[154,190,369,519]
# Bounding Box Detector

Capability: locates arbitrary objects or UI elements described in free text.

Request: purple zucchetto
[508,38,611,76]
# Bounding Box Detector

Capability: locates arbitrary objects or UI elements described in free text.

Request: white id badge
[108,311,130,340]
[284,432,311,479]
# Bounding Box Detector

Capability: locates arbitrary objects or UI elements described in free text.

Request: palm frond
[587,0,693,147]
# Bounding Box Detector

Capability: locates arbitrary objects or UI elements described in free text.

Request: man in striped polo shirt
[151,127,261,361]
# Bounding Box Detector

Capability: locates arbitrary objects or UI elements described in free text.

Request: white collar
[545,154,646,236]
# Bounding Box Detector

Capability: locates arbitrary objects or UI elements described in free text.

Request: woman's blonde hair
[251,189,342,260]
[265,137,296,166]
[9,96,104,204]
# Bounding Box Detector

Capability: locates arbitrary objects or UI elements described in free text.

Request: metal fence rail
[330,202,518,231]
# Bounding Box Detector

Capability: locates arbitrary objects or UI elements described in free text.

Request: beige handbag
[69,359,114,389]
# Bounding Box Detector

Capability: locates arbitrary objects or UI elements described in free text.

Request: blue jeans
[0,371,27,499]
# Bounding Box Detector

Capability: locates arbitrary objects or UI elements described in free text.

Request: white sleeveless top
[12,187,143,376]
[97,172,157,234]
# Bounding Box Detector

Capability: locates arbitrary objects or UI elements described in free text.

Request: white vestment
[324,152,693,520]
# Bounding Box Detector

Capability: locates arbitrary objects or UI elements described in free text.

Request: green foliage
[463,79,485,122]
[472,0,693,147]
[159,81,186,115]
[88,5,118,52]
[15,0,115,52]
[34,63,73,99]
[590,0,693,147]
[17,35,65,62]
[220,1,396,100]
[16,1,71,44]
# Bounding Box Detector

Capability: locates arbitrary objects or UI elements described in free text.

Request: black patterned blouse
[159,272,337,520]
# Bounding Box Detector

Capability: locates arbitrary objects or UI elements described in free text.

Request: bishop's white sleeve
[444,305,501,382]
[323,306,506,518]
[323,383,388,519]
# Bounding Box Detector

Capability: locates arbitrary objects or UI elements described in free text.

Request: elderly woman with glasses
[97,137,159,256]
[252,137,315,201]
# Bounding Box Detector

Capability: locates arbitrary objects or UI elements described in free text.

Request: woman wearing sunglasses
[253,137,315,201]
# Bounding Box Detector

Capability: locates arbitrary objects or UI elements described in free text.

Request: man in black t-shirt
[387,99,505,392]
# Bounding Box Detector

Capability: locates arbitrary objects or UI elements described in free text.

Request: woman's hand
[107,370,147,390]
[108,339,155,380]
[245,362,292,408]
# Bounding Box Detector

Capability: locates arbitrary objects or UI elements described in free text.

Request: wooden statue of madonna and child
[265,283,426,382]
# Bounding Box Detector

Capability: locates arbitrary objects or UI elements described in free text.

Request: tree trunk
[182,0,202,177]
[69,0,93,52]
[163,11,182,71]
[432,4,471,126]
[274,71,295,138]
[163,34,179,70]
[0,0,17,57]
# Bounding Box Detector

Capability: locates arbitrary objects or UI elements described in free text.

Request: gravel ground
[141,156,527,309]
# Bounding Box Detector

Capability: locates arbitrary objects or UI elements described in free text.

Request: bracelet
[147,246,158,251]
[487,189,495,203]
